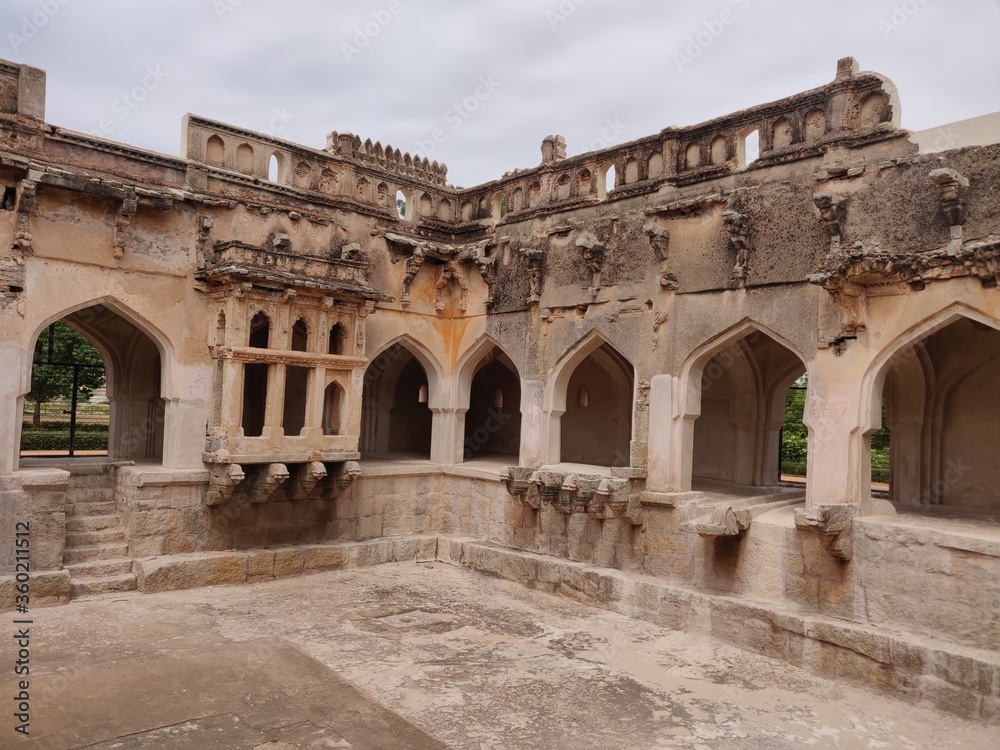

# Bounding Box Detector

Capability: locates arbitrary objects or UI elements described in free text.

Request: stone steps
[66,528,125,547]
[66,500,117,517]
[66,514,122,533]
[69,573,137,598]
[65,487,114,503]
[66,558,134,579]
[64,542,130,565]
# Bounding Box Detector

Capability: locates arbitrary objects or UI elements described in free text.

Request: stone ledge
[134,536,439,593]
[442,539,1000,724]
[118,466,211,488]
[16,468,70,490]
[0,570,71,609]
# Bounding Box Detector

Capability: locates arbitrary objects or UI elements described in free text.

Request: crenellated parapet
[325,131,448,186]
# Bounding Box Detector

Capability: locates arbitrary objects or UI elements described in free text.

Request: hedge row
[20,431,109,451]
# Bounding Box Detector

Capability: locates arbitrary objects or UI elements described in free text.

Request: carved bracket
[205,463,245,506]
[643,223,670,261]
[929,168,969,254]
[248,463,290,504]
[794,503,857,560]
[505,466,539,509]
[575,232,606,295]
[721,210,751,285]
[329,460,362,498]
[433,259,468,312]
[13,179,37,254]
[196,214,215,270]
[521,247,546,304]
[291,461,328,500]
[813,193,847,251]
[523,470,643,524]
[680,503,753,538]
[401,248,425,305]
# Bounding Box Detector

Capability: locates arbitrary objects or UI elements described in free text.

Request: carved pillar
[264,364,286,436]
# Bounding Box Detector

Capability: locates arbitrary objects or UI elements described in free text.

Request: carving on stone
[541,134,567,164]
[721,210,751,284]
[292,461,328,500]
[329,461,362,497]
[643,223,670,262]
[434,259,468,312]
[680,503,753,537]
[249,463,290,503]
[341,242,361,261]
[113,195,137,260]
[269,232,291,251]
[575,232,605,294]
[643,223,678,290]
[474,250,498,308]
[794,503,857,560]
[13,179,36,254]
[505,466,540,509]
[401,248,425,305]
[521,247,546,304]
[205,463,245,506]
[813,193,846,251]
[196,214,215,270]
[929,168,969,254]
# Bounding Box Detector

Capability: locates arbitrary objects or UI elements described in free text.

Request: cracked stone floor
[3,561,997,749]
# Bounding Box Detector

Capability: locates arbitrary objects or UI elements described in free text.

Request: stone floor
[4,562,997,749]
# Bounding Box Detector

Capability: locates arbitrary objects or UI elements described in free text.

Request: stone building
[1,56,999,720]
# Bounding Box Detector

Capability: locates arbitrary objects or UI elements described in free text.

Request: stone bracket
[721,209,751,285]
[929,168,969,253]
[517,470,643,525]
[13,178,36,254]
[813,192,847,251]
[575,232,605,295]
[205,463,245,506]
[247,463,290,504]
[291,461,328,500]
[328,461,362,498]
[113,194,138,259]
[680,503,753,538]
[504,466,539,509]
[794,503,858,560]
[521,246,545,304]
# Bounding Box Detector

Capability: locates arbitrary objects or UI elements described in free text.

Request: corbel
[112,194,138,259]
[329,460,361,497]
[505,467,540,510]
[292,461,328,500]
[794,503,857,560]
[521,247,546,304]
[721,209,751,285]
[575,232,605,295]
[929,168,969,254]
[401,248,425,305]
[205,463,245,506]
[13,179,37,253]
[249,463,289,503]
[196,214,215,270]
[813,192,847,252]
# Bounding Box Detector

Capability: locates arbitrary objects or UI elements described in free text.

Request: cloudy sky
[2,0,998,187]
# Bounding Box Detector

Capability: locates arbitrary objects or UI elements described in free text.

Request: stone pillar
[430,407,464,465]
[802,373,863,510]
[0,340,24,475]
[518,379,546,467]
[646,375,684,492]
[264,364,286,437]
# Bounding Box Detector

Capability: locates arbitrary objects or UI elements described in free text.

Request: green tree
[28,323,106,427]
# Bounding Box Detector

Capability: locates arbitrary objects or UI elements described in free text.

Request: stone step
[66,528,125,548]
[66,471,112,486]
[64,542,130,565]
[65,488,114,503]
[70,573,137,599]
[66,514,123,533]
[66,558,133,579]
[66,501,117,517]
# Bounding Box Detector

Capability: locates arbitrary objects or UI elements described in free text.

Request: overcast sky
[2,0,998,187]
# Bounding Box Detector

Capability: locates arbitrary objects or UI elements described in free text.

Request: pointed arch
[855,303,1000,507]
[455,335,523,462]
[675,319,808,490]
[544,330,635,466]
[365,334,446,410]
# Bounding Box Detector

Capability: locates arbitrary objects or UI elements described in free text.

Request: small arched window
[577,385,590,408]
[248,312,270,349]
[418,384,428,403]
[291,319,308,352]
[493,387,504,409]
[328,323,345,355]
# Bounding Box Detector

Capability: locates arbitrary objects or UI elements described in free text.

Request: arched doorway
[464,350,521,461]
[874,317,1000,510]
[690,328,805,488]
[24,304,165,462]
[559,342,634,467]
[360,343,433,458]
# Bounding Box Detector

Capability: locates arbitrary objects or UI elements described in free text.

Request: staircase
[63,464,136,598]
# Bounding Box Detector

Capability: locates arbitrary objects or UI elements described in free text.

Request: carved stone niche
[520,246,546,304]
